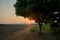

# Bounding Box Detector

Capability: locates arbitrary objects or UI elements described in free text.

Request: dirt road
[3,25,58,40]
[3,25,40,40]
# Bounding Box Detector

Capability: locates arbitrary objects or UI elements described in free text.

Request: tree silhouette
[14,0,60,33]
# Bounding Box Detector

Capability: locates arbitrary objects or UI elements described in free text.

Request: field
[0,24,26,40]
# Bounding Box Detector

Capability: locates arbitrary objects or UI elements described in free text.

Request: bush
[31,25,39,33]
[42,24,51,33]
[31,24,51,33]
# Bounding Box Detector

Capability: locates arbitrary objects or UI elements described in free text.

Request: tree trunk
[38,22,42,33]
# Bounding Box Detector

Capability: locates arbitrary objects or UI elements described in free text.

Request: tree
[14,0,60,33]
[50,12,60,32]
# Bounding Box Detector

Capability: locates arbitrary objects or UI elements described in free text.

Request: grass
[31,23,51,33]
[31,25,39,33]
[42,23,51,33]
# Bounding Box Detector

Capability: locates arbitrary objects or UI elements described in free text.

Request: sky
[0,0,35,24]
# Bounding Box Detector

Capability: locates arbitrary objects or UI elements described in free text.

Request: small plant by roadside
[31,24,51,34]
[31,25,39,33]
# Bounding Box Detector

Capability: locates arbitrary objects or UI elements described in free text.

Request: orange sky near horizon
[0,0,35,24]
[0,16,35,24]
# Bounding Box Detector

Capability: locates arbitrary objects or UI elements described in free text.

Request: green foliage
[42,23,51,32]
[57,27,60,33]
[14,0,60,33]
[14,0,60,23]
[31,24,51,33]
[31,26,39,33]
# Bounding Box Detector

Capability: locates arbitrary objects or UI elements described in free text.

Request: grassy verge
[31,25,39,33]
[31,24,51,33]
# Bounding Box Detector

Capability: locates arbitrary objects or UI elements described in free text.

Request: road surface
[3,25,57,40]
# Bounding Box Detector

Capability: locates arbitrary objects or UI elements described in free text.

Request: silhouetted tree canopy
[14,0,60,32]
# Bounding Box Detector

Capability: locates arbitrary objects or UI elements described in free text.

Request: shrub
[31,26,39,33]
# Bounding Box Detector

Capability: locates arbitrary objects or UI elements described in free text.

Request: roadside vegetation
[31,23,60,34]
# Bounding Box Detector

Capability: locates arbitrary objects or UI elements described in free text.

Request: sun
[25,18,35,24]
[25,18,31,24]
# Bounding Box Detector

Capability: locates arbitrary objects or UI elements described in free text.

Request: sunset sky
[0,0,35,24]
